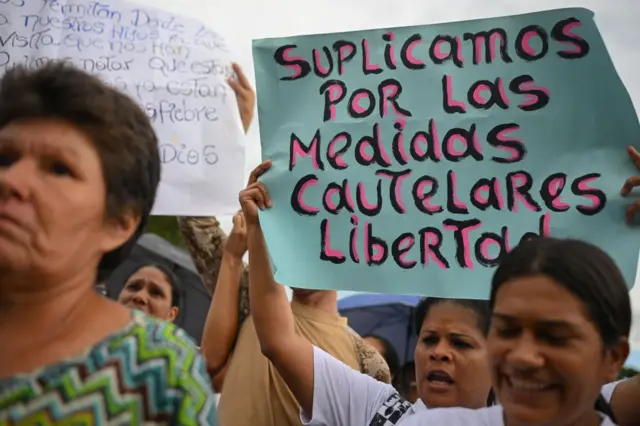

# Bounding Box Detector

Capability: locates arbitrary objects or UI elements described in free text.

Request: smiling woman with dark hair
[0,62,216,424]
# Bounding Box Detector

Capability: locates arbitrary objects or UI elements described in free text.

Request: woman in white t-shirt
[239,161,629,426]
[411,297,493,411]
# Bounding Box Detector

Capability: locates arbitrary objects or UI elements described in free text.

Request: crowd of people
[1,58,640,426]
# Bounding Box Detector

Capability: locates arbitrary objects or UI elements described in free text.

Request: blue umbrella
[338,293,422,364]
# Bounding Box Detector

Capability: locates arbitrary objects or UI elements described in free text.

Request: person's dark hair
[364,335,400,380]
[125,262,182,309]
[490,237,631,347]
[0,61,160,282]
[400,361,416,395]
[414,297,491,336]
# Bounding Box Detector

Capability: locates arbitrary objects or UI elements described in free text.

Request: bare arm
[228,62,255,133]
[240,160,315,416]
[200,253,243,384]
[247,224,315,414]
[211,359,230,392]
[178,62,254,295]
[179,63,255,389]
[610,376,640,426]
[178,216,250,387]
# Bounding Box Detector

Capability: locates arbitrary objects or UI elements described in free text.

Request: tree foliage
[618,366,638,380]
[146,216,185,248]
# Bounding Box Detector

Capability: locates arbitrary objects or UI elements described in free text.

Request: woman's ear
[100,212,140,254]
[168,306,179,322]
[604,337,630,383]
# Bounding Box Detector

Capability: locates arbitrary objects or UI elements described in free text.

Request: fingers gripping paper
[252,8,640,297]
[0,0,245,216]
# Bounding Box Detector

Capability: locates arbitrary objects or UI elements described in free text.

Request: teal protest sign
[252,8,640,298]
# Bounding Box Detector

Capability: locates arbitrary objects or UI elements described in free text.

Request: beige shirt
[177,217,390,425]
[217,301,389,426]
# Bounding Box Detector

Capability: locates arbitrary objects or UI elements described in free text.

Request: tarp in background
[338,293,421,364]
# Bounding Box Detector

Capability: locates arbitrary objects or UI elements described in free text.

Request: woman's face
[118,266,178,321]
[0,119,136,285]
[414,302,491,409]
[489,274,628,426]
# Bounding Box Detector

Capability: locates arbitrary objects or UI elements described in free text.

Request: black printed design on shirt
[368,392,412,425]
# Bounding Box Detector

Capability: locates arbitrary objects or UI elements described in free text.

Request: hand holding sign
[228,63,256,133]
[239,161,273,227]
[225,212,249,259]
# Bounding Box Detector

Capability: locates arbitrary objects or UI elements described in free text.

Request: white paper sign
[0,0,245,216]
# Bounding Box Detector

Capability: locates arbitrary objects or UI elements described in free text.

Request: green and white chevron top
[0,310,217,425]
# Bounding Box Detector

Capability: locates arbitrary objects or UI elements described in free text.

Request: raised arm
[614,146,640,425]
[239,161,315,415]
[178,217,249,388]
[178,61,256,292]
[177,64,255,390]
[194,213,250,390]
[609,376,640,426]
[239,162,398,426]
[228,63,255,133]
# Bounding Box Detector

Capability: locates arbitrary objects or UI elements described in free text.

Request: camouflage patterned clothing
[178,217,250,326]
[178,217,391,384]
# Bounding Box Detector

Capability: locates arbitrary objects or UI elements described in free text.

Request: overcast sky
[141,0,640,348]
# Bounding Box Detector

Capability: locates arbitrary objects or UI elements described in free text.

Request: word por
[319,74,548,121]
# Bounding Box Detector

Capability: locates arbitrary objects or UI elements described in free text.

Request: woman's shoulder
[600,379,623,404]
[125,309,200,352]
[1,310,213,424]
[110,311,208,381]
